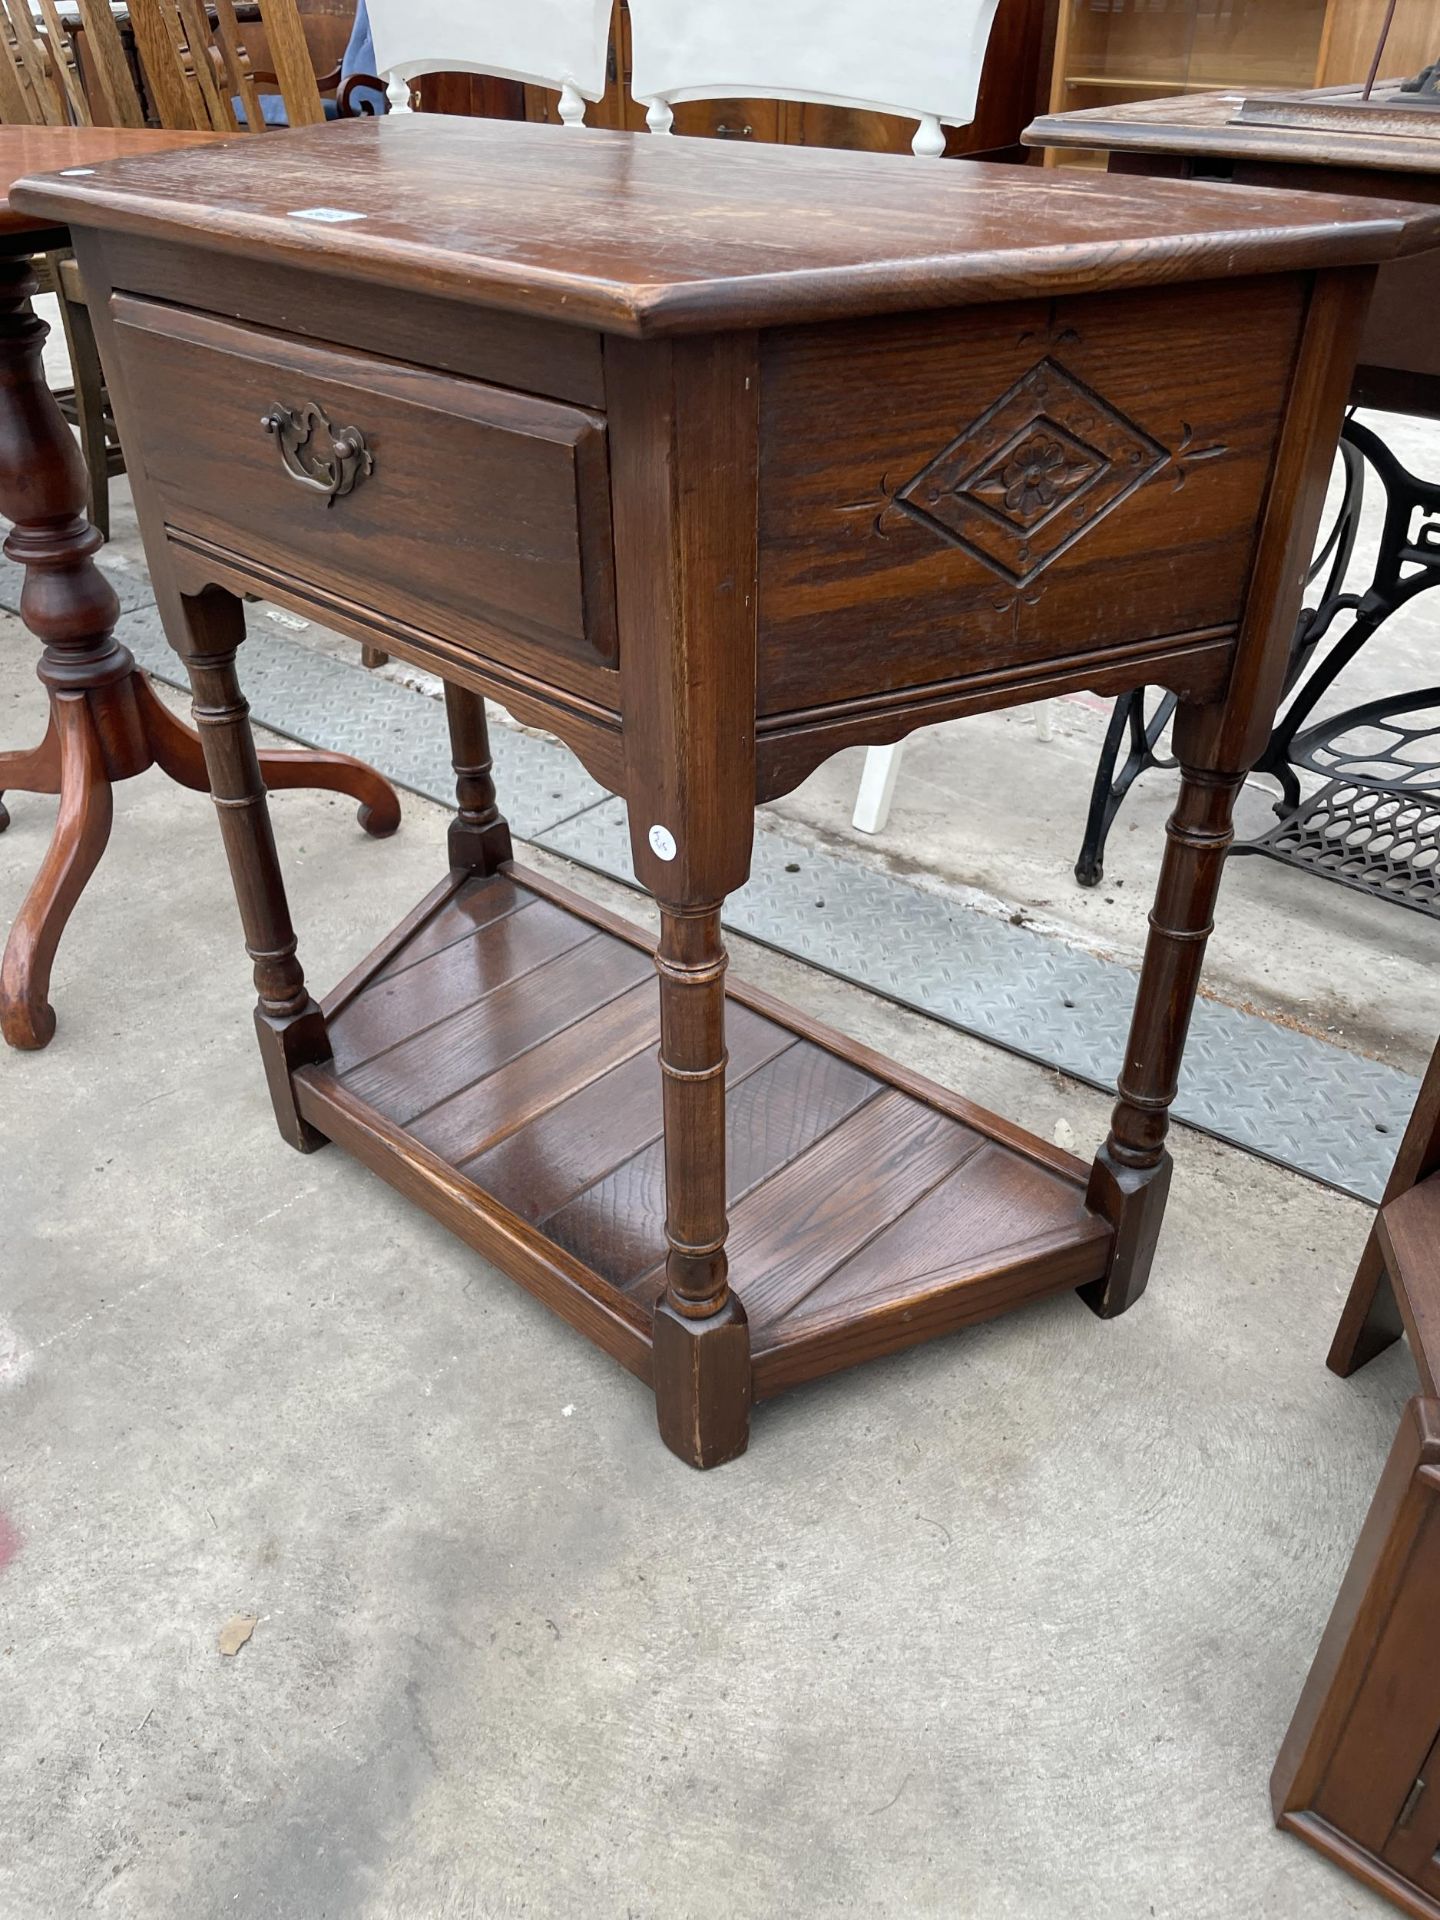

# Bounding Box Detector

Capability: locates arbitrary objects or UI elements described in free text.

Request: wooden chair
[365,0,613,125]
[626,0,1008,835]
[127,0,326,132]
[0,0,139,534]
[1273,1038,1440,1916]
[1,0,338,535]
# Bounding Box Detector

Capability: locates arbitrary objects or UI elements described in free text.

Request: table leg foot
[443,684,511,874]
[1080,1143,1173,1319]
[653,1294,751,1470]
[0,709,62,832]
[254,1001,331,1154]
[0,692,112,1050]
[1328,1236,1404,1377]
[134,670,402,838]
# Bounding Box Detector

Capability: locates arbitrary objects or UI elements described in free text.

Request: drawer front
[110,296,617,686]
[755,276,1307,717]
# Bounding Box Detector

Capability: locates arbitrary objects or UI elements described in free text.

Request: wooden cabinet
[1048,0,1440,164]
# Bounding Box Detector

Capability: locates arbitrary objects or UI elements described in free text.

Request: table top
[14,114,1440,337]
[1027,86,1440,178]
[0,125,223,236]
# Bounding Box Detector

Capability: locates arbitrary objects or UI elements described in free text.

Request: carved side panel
[755,275,1307,718]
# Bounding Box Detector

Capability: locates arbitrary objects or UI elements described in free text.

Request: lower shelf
[293,863,1113,1400]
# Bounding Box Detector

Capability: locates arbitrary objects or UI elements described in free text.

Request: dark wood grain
[411,977,659,1169]
[328,897,572,1070]
[341,936,654,1122]
[371,874,528,984]
[464,1002,793,1227]
[14,116,1436,336]
[756,279,1304,718]
[551,1044,878,1292]
[704,1091,981,1327]
[112,295,619,679]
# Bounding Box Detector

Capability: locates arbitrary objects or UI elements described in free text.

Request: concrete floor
[0,626,1420,1917]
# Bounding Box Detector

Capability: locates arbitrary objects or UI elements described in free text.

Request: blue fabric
[231,1,385,126]
[341,1,387,116]
[232,94,342,126]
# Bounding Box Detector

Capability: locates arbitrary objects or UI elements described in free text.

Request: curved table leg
[133,670,402,837]
[0,692,113,1050]
[0,708,61,831]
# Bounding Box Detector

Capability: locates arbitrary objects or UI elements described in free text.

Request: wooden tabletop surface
[0,124,225,235]
[1026,87,1440,177]
[13,114,1440,336]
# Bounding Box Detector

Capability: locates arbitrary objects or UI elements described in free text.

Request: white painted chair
[628,0,1012,833]
[366,0,613,124]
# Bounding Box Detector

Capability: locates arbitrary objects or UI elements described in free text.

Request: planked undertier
[293,864,1114,1399]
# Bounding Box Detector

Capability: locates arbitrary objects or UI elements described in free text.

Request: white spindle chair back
[366,0,613,124]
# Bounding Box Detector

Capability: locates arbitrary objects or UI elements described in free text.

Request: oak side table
[18,118,1440,1467]
[0,124,402,1052]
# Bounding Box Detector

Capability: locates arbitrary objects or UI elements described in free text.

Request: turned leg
[132,671,402,837]
[1083,733,1245,1318]
[0,250,132,1050]
[51,254,112,542]
[176,587,331,1151]
[0,694,113,1049]
[650,901,750,1469]
[442,682,512,874]
[0,709,61,830]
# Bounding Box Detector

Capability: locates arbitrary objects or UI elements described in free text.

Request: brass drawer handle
[260,401,373,505]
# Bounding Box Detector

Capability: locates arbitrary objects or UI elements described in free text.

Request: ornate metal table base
[1077,416,1440,917]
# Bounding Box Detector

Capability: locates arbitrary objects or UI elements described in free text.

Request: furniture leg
[132,669,402,836]
[51,253,112,541]
[442,681,512,874]
[650,898,750,1470]
[174,585,331,1152]
[0,707,60,830]
[0,248,130,1049]
[0,691,112,1049]
[852,740,903,835]
[1084,713,1245,1317]
[1330,1033,1440,1377]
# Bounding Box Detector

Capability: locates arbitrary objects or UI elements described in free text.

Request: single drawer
[109,296,618,686]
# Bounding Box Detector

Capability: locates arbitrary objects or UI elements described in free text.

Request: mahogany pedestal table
[20,117,1440,1467]
[0,124,400,1052]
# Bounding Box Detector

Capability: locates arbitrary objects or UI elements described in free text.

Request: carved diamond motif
[895,358,1169,585]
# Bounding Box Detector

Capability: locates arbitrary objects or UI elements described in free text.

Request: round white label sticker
[648,824,678,861]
